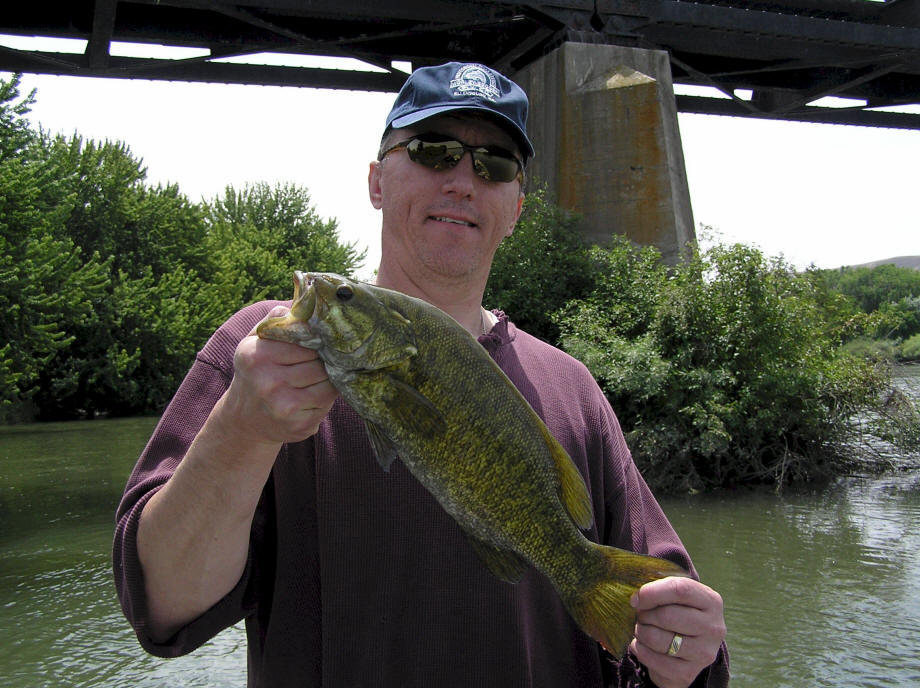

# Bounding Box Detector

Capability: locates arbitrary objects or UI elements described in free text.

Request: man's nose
[439,152,477,197]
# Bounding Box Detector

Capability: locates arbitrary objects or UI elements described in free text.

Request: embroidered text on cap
[449,65,500,102]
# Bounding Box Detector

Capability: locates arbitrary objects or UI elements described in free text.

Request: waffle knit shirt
[114,301,730,688]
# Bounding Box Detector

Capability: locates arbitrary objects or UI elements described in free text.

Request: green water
[0,417,246,687]
[1,368,918,686]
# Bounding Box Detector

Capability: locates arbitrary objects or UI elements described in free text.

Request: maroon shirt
[114,301,729,687]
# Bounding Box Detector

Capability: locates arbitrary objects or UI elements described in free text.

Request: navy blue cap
[385,62,534,163]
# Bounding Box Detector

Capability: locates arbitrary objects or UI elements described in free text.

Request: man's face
[368,114,525,286]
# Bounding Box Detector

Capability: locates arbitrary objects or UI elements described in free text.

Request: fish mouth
[303,273,342,324]
[291,270,318,321]
[255,271,319,347]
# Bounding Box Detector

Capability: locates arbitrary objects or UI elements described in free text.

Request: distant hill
[843,256,920,271]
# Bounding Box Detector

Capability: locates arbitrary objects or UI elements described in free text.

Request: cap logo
[449,64,501,102]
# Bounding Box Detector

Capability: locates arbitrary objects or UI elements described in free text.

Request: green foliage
[556,238,900,493]
[878,296,920,340]
[900,335,920,361]
[841,337,900,362]
[816,265,920,343]
[204,182,365,306]
[3,72,914,492]
[0,75,366,421]
[484,188,595,343]
[820,264,920,313]
[0,75,110,420]
[43,134,211,278]
[0,73,36,157]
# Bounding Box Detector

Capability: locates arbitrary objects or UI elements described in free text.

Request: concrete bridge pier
[514,42,696,264]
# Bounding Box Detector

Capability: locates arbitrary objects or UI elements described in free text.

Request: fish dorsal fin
[462,530,528,584]
[364,420,400,472]
[539,422,594,530]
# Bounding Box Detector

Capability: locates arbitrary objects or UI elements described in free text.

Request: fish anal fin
[539,422,594,530]
[463,531,528,584]
[364,420,399,472]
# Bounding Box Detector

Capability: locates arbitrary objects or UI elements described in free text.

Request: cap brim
[390,105,535,161]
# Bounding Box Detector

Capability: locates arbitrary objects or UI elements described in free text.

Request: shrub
[484,188,594,343]
[556,238,901,493]
[900,334,920,361]
[842,337,900,363]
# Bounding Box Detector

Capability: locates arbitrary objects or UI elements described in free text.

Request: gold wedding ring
[667,633,683,657]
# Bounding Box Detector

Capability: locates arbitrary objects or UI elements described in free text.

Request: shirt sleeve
[112,301,279,657]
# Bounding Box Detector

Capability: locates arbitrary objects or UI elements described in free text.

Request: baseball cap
[384,62,535,163]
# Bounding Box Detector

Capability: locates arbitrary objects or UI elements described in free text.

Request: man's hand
[629,576,726,688]
[219,305,339,448]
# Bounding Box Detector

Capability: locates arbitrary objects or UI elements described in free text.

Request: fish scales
[334,284,582,566]
[257,271,688,656]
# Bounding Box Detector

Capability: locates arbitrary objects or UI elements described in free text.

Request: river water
[1,367,918,687]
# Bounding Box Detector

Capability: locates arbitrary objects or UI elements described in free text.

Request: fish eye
[335,284,354,302]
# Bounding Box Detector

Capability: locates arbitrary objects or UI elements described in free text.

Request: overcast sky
[5,54,918,279]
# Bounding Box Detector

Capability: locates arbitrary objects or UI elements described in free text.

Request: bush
[901,334,920,361]
[556,238,901,492]
[484,188,595,343]
[841,337,900,363]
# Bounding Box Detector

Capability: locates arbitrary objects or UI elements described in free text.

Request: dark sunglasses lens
[406,138,521,182]
[472,150,520,182]
[407,139,464,170]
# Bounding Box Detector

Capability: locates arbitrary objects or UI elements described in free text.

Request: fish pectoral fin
[384,376,448,436]
[463,531,528,584]
[540,423,594,530]
[365,420,400,472]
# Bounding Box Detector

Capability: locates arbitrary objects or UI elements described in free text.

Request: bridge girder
[0,0,918,128]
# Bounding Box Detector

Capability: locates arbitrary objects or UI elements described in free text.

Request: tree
[0,74,109,421]
[205,182,366,306]
[484,188,595,344]
[25,132,218,419]
[2,74,371,420]
[821,264,920,314]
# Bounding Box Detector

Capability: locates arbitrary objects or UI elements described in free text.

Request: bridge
[3,1,918,128]
[2,1,918,260]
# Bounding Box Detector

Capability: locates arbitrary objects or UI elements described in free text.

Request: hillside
[846,256,920,270]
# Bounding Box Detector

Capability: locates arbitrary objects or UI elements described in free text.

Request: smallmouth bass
[257,271,687,656]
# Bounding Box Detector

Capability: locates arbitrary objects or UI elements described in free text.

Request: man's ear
[368,161,383,209]
[506,192,525,237]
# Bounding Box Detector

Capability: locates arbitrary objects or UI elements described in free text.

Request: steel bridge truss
[2,0,919,129]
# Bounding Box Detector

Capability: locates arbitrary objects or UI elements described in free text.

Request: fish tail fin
[564,543,689,657]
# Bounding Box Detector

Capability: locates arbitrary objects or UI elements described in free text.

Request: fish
[257,271,688,656]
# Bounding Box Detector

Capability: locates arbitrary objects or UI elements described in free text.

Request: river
[1,366,918,687]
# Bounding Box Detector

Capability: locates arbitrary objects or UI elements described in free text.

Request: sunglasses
[380,134,524,183]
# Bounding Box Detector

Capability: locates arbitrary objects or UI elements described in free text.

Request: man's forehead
[405,113,519,149]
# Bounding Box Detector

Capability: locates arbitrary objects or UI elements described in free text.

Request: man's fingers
[632,576,721,612]
[635,623,690,656]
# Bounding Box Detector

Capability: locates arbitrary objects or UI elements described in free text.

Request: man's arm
[136,308,338,641]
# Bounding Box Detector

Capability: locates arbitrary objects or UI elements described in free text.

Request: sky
[3,47,918,279]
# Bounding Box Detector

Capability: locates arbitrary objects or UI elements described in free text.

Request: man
[114,62,729,687]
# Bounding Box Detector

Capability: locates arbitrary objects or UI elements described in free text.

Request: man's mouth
[431,215,476,228]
